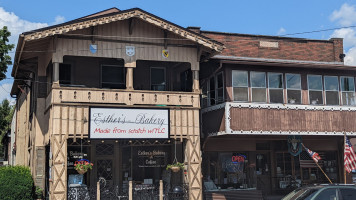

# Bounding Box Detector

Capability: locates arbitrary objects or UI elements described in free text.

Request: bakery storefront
[65,107,185,199]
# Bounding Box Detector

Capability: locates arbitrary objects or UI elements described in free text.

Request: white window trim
[250,71,267,103]
[285,73,302,104]
[340,76,356,106]
[307,74,323,105]
[150,67,166,91]
[324,75,339,105]
[232,70,249,102]
[101,64,125,88]
[267,72,284,104]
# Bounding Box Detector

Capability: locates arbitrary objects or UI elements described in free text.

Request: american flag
[344,135,356,173]
[303,145,321,163]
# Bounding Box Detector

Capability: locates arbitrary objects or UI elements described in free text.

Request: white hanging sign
[89,107,169,139]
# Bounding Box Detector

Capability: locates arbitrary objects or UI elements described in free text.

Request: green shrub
[0,166,34,200]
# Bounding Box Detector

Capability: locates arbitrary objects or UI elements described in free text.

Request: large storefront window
[204,152,256,190]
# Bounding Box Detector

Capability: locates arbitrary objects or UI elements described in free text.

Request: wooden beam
[164,31,168,49]
[129,18,134,35]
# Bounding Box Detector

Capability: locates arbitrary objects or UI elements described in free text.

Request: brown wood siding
[230,107,356,132]
[202,109,225,135]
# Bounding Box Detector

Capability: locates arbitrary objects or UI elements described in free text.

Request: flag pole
[302,143,333,184]
[344,132,347,184]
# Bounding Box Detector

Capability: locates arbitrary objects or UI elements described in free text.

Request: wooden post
[160,180,163,200]
[53,62,59,83]
[125,61,136,90]
[97,181,100,200]
[129,180,133,200]
[192,70,200,93]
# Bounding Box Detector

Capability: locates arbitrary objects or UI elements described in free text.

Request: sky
[1,0,356,102]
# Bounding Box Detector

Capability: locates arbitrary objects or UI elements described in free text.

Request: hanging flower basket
[74,159,93,174]
[166,162,184,173]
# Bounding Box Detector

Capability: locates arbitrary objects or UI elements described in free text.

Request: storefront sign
[89,107,169,139]
[287,135,303,156]
[232,154,246,163]
[137,149,167,168]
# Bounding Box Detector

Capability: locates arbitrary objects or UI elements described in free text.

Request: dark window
[151,67,166,91]
[286,74,301,104]
[340,188,356,200]
[324,76,339,105]
[268,73,284,103]
[101,65,125,89]
[180,69,192,92]
[59,63,71,84]
[208,77,215,105]
[308,75,323,105]
[314,188,338,200]
[216,72,224,104]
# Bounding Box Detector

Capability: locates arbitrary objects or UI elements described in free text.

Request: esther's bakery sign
[89,107,169,139]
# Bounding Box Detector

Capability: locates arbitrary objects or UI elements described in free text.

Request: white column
[125,61,136,90]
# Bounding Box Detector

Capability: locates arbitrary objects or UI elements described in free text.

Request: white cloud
[52,15,65,25]
[0,7,48,46]
[345,47,356,66]
[330,4,356,66]
[330,3,356,26]
[277,27,286,35]
[330,28,356,49]
[0,83,13,102]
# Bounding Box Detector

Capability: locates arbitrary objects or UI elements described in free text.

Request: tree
[0,26,14,81]
[0,99,14,158]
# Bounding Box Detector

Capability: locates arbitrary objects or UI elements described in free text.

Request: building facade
[199,30,356,197]
[10,8,223,200]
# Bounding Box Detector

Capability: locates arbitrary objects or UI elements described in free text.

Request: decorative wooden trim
[23,9,224,51]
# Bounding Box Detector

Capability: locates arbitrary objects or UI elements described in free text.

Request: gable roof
[20,8,224,51]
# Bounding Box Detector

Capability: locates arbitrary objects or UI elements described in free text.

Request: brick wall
[202,31,344,63]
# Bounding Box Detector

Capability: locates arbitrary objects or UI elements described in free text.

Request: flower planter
[77,168,88,174]
[171,166,181,173]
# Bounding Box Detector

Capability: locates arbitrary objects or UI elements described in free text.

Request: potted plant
[166,162,184,173]
[74,159,93,174]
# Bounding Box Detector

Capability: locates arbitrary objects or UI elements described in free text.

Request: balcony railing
[46,85,200,110]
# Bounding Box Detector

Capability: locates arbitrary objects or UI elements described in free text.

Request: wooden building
[198,29,356,197]
[10,8,223,200]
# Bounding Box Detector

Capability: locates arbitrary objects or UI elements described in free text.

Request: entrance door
[256,152,272,195]
[92,142,117,187]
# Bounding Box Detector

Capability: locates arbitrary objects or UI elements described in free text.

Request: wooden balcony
[46,85,200,110]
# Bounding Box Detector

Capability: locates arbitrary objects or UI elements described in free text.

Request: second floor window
[59,63,71,84]
[308,75,323,105]
[324,76,339,105]
[341,76,355,106]
[151,67,166,91]
[232,70,248,101]
[101,65,125,89]
[251,71,266,102]
[286,74,301,104]
[268,73,284,103]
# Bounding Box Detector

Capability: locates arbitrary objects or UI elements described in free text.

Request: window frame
[307,74,324,105]
[285,73,302,104]
[324,75,340,105]
[250,71,267,103]
[232,70,249,102]
[101,64,125,89]
[340,76,356,106]
[215,71,225,105]
[150,67,166,91]
[267,72,284,104]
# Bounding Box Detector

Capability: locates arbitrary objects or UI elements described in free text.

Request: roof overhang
[212,55,354,70]
[21,8,224,51]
